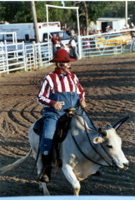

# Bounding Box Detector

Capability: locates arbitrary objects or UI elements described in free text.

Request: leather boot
[38,154,52,183]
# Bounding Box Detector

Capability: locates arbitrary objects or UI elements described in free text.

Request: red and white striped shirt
[37,68,85,106]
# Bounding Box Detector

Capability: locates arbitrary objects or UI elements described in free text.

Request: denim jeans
[40,92,79,155]
[39,92,97,155]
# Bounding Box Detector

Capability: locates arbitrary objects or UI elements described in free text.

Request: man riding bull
[37,48,96,182]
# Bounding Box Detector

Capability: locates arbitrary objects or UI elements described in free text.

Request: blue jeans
[39,92,96,155]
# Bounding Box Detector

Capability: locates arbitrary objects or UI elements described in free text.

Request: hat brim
[50,56,77,63]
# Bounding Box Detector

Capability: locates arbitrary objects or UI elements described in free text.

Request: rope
[71,115,114,167]
[84,120,112,166]
[81,108,113,166]
[71,130,109,167]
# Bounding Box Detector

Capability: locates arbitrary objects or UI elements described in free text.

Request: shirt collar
[53,67,71,76]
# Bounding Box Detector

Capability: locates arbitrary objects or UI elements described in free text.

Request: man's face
[58,62,71,69]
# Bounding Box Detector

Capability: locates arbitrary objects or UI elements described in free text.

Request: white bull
[0,115,129,195]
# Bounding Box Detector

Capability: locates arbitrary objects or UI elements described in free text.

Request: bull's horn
[98,128,107,137]
[113,115,130,130]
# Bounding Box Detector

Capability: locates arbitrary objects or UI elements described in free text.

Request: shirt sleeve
[37,76,55,106]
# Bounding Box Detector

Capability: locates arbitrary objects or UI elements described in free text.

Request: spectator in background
[106,25,110,32]
[130,31,135,52]
[66,28,71,36]
[107,26,114,33]
[80,29,84,36]
[85,38,90,50]
[51,34,57,56]
[51,34,63,57]
[84,38,91,57]
[68,37,78,59]
[106,25,113,32]
[71,28,75,37]
[55,35,63,50]
[131,23,135,29]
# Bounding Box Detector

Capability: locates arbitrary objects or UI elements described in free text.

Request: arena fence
[0,30,133,74]
[0,41,52,74]
[80,31,132,58]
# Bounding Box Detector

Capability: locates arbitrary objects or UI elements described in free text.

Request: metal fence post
[22,42,27,71]
[78,35,82,59]
[38,43,42,67]
[4,40,9,73]
[33,42,36,69]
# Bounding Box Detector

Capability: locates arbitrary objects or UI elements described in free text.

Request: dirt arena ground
[0,53,135,196]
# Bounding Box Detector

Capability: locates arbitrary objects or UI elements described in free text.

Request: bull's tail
[0,149,32,174]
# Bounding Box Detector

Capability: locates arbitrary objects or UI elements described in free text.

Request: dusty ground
[0,53,135,196]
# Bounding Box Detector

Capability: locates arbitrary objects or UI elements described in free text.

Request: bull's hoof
[39,174,50,183]
[37,166,52,183]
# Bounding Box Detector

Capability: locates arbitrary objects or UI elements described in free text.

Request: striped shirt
[37,68,85,106]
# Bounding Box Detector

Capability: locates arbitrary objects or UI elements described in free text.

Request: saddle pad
[33,117,44,136]
[33,114,72,143]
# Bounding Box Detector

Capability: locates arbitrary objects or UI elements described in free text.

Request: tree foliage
[0,1,32,23]
[74,1,110,34]
[0,1,135,30]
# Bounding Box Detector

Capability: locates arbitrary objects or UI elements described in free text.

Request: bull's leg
[33,153,50,195]
[31,148,49,195]
[41,182,50,195]
[29,129,50,195]
[62,164,80,195]
[39,182,50,195]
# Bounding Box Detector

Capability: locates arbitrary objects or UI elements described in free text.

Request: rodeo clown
[37,48,96,182]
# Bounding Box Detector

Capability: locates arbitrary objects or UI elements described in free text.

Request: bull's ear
[93,137,105,144]
[113,115,129,130]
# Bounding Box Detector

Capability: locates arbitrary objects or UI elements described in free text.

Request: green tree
[43,1,75,27]
[0,1,32,23]
[74,1,112,35]
[128,1,135,25]
[35,1,46,22]
[102,1,125,18]
[1,1,135,32]
[102,1,135,26]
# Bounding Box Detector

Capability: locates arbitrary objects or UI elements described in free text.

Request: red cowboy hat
[50,49,77,62]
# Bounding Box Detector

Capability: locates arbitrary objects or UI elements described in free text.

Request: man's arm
[37,78,55,107]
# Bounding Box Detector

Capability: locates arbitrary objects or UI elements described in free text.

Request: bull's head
[93,116,129,169]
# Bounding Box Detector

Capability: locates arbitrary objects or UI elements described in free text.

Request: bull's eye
[107,144,113,149]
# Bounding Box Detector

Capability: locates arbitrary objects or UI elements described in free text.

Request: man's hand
[52,101,63,110]
[80,98,87,108]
